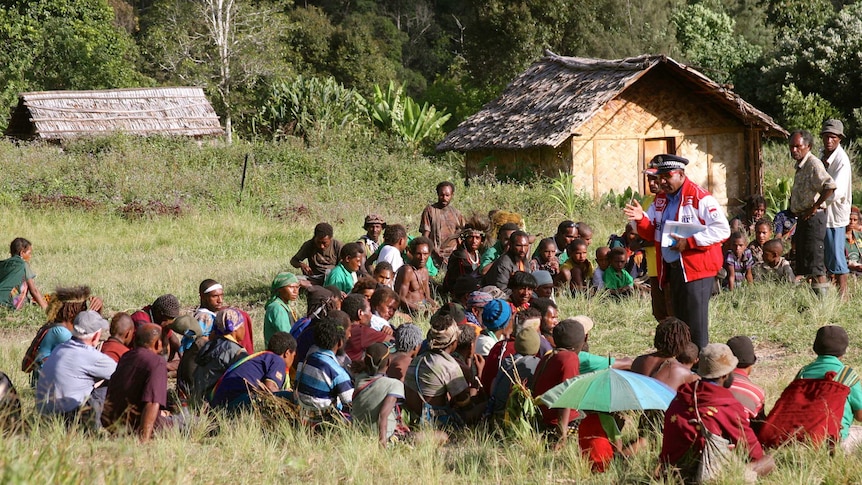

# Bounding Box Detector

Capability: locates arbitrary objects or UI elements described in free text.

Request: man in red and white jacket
[624,154,729,349]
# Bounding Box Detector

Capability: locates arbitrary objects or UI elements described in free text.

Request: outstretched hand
[624,199,644,221]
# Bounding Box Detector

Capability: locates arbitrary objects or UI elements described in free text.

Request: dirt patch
[22,194,101,211]
[263,203,310,222]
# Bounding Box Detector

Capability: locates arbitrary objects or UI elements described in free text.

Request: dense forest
[1,0,861,141]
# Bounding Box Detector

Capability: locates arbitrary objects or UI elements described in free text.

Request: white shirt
[823,144,852,228]
[378,245,404,276]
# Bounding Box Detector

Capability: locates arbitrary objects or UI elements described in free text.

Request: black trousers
[665,261,712,349]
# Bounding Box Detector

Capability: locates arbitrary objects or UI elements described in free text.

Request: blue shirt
[296,349,354,410]
[661,188,682,263]
[210,351,287,406]
[36,339,117,414]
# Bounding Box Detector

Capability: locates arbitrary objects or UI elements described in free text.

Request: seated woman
[0,238,47,311]
[846,207,862,274]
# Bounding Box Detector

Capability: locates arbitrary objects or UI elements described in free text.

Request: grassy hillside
[1,136,861,483]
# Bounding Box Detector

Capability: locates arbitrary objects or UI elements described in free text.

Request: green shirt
[0,255,32,308]
[263,298,298,347]
[579,351,615,375]
[603,268,634,290]
[796,355,862,440]
[480,242,503,270]
[324,262,357,294]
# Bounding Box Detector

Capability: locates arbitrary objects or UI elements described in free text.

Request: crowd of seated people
[4,178,862,481]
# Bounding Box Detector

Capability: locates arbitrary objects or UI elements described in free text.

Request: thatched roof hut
[438,52,787,208]
[5,87,224,140]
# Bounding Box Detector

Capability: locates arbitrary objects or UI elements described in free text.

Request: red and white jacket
[636,177,730,285]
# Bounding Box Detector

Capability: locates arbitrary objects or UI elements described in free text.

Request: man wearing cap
[789,129,837,294]
[625,154,730,349]
[660,343,774,480]
[476,298,512,359]
[820,120,852,298]
[36,310,117,424]
[726,335,766,425]
[264,272,302,347]
[796,325,862,451]
[358,214,386,258]
[101,324,173,441]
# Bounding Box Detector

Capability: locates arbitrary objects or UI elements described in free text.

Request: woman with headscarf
[263,272,301,347]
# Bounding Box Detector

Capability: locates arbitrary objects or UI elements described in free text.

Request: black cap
[726,335,756,367]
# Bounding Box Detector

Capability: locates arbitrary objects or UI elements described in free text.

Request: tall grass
[1,137,862,483]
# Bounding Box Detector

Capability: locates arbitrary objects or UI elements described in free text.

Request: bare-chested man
[394,236,438,313]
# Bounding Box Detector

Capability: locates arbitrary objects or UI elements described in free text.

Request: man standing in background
[820,120,852,298]
[420,181,465,269]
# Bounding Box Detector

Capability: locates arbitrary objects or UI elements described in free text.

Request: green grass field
[1,137,861,484]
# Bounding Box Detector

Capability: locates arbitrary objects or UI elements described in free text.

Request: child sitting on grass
[603,247,634,297]
[724,231,754,290]
[752,239,795,283]
[748,219,772,264]
[591,246,610,290]
[529,237,560,276]
[559,238,592,293]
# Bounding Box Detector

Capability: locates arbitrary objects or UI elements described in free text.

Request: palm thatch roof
[438,52,787,151]
[5,87,224,140]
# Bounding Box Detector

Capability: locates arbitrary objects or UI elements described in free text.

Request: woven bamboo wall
[570,68,749,207]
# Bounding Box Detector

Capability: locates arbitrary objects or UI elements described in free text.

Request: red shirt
[480,338,516,391]
[100,338,129,363]
[344,323,393,362]
[660,380,764,465]
[532,349,581,427]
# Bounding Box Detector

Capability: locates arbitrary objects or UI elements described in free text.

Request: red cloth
[660,381,764,465]
[531,349,580,427]
[344,323,393,362]
[238,309,254,354]
[480,338,516,391]
[100,338,129,363]
[636,177,726,285]
[578,414,615,473]
[130,307,152,328]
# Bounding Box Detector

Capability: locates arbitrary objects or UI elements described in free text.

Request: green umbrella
[537,368,675,412]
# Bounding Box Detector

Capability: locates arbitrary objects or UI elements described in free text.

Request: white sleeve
[693,195,730,247]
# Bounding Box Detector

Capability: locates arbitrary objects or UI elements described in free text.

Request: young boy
[575,223,594,247]
[369,286,399,332]
[753,239,795,283]
[559,238,592,292]
[0,237,47,310]
[748,220,772,264]
[342,294,393,364]
[373,262,395,288]
[290,223,343,286]
[208,331,297,410]
[394,237,437,314]
[603,247,634,297]
[296,317,354,411]
[371,224,408,276]
[352,343,408,446]
[529,238,560,275]
[324,242,365,294]
[725,231,754,290]
[591,246,611,290]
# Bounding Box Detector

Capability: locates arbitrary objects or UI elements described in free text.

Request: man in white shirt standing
[821,119,852,298]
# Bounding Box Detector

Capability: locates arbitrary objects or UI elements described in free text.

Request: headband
[203,283,223,294]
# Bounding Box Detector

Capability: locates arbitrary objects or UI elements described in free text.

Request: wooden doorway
[640,137,676,194]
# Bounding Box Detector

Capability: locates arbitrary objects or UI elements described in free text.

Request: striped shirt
[296,349,353,410]
[728,369,765,418]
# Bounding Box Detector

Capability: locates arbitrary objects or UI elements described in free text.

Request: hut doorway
[640,137,676,193]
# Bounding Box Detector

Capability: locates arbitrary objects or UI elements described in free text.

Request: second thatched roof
[5,87,224,140]
[438,52,787,152]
